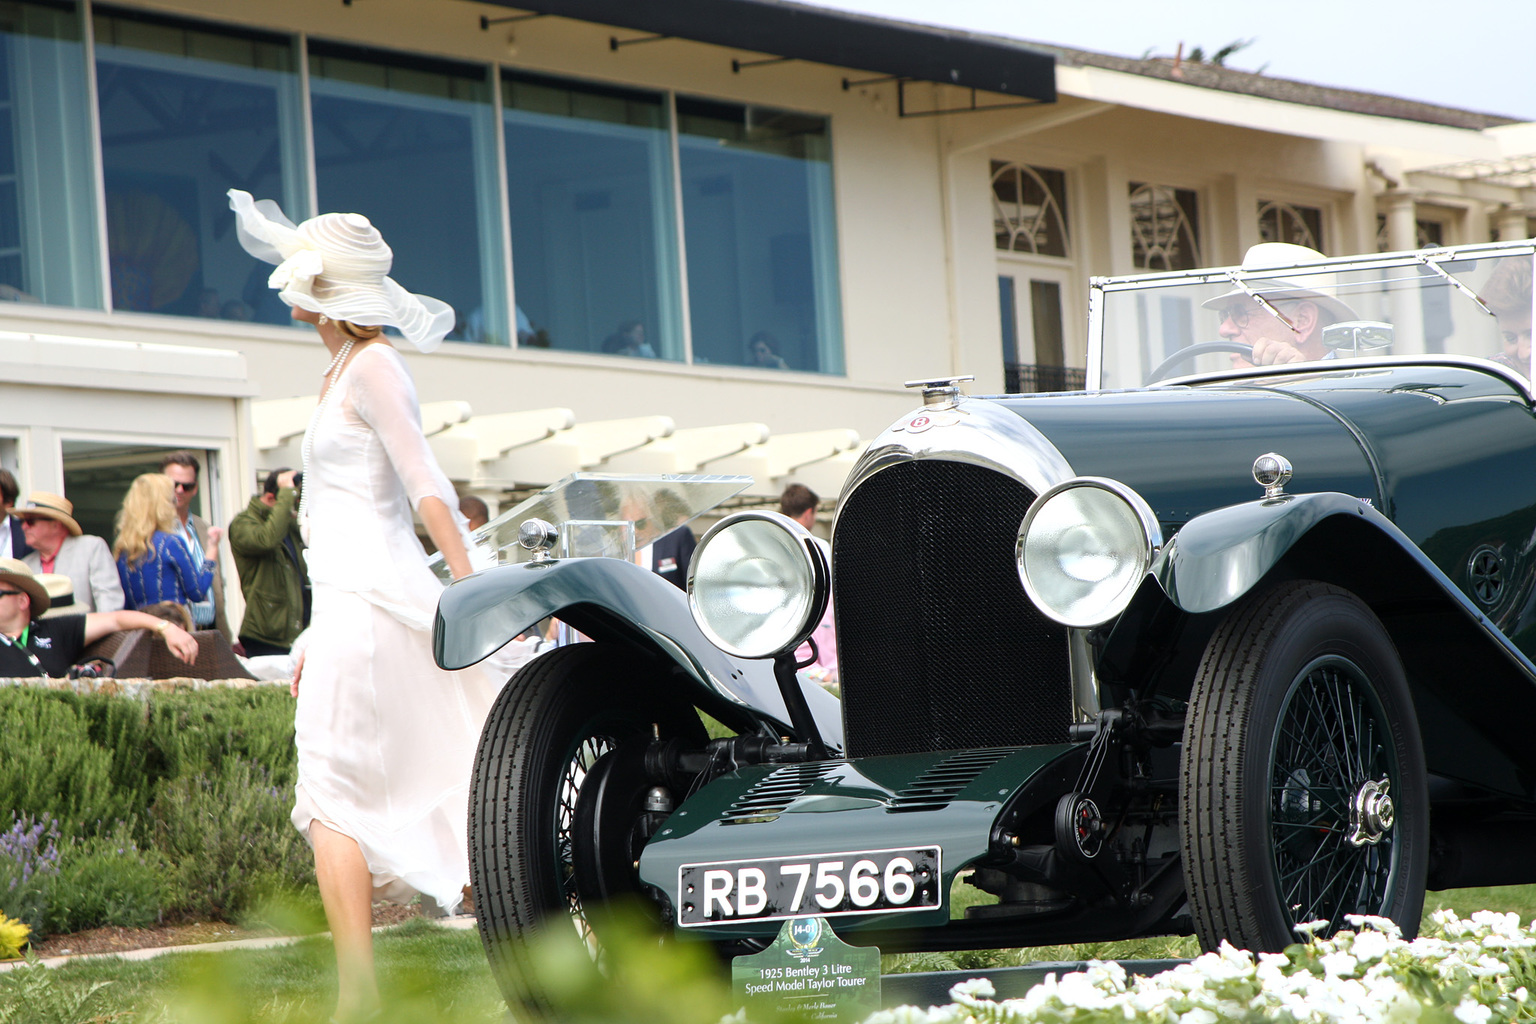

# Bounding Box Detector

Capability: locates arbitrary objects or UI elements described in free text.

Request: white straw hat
[227,189,455,353]
[1201,243,1357,325]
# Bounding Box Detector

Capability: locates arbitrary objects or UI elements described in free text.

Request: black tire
[468,643,706,1011]
[1180,581,1427,952]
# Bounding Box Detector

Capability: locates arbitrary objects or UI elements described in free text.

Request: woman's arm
[164,531,215,602]
[419,496,472,580]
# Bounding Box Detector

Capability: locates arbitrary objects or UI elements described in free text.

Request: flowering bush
[860,911,1536,1024]
[0,816,60,933]
[0,912,27,960]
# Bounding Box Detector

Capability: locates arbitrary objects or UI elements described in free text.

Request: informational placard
[732,916,881,1023]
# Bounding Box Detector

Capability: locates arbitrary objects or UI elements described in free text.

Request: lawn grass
[10,885,1536,1023]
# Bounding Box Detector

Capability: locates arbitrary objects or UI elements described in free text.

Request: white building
[2,0,1531,554]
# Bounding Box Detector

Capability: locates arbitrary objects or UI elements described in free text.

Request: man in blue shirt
[160,451,232,641]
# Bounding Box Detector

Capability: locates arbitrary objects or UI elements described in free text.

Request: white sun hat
[1201,242,1358,325]
[227,189,455,353]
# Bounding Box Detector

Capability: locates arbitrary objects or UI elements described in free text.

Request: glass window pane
[94,6,303,323]
[502,70,682,360]
[311,43,502,344]
[1129,182,1201,271]
[0,0,101,307]
[991,161,1069,257]
[677,98,842,374]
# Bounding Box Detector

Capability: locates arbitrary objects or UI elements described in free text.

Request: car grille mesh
[833,459,1072,757]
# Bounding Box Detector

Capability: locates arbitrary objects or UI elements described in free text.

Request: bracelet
[155,621,171,636]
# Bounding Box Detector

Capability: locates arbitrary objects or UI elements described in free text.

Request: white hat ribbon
[268,246,324,295]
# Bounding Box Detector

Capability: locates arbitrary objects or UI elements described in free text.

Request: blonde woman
[112,472,222,613]
[228,189,542,1023]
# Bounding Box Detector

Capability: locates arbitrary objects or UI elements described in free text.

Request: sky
[804,0,1536,122]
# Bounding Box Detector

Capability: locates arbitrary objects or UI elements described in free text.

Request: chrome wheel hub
[1347,777,1394,847]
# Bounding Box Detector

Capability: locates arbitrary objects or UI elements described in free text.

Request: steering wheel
[1147,341,1256,384]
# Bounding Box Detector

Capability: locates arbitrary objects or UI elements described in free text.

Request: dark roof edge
[475,0,1056,102]
[1043,45,1522,131]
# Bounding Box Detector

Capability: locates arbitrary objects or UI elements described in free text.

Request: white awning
[253,397,867,499]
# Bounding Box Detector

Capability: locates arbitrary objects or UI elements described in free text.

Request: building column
[1497,206,1531,242]
[1384,191,1418,252]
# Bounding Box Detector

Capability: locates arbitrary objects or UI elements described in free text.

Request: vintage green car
[436,238,1536,1004]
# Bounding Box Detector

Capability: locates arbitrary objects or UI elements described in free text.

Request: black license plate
[677,846,942,927]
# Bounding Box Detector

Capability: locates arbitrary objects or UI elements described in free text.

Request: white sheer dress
[292,342,537,913]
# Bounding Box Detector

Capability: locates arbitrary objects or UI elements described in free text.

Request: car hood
[989,364,1531,536]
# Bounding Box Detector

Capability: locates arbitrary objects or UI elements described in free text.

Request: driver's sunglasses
[1218,304,1259,329]
[172,481,197,492]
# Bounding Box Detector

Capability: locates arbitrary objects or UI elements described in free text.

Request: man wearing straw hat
[1202,243,1358,367]
[0,558,197,678]
[16,492,124,614]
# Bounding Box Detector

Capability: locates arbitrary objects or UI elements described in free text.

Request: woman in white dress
[228,189,541,1022]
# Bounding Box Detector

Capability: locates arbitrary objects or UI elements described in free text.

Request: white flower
[1453,998,1493,1024]
[1350,928,1390,962]
[1345,914,1404,939]
[947,977,995,1003]
[1294,919,1331,938]
[1320,950,1359,978]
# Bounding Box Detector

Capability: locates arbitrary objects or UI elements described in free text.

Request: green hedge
[0,685,313,937]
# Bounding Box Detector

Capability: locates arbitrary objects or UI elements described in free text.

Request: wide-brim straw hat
[15,491,81,536]
[37,574,77,619]
[1201,242,1358,325]
[0,558,50,618]
[228,189,455,353]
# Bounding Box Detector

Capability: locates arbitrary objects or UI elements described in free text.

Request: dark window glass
[677,98,842,374]
[0,0,99,307]
[1129,183,1201,271]
[311,43,501,344]
[1258,200,1324,252]
[94,7,303,322]
[991,161,1069,257]
[501,70,682,359]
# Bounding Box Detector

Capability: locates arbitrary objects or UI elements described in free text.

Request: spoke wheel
[469,643,706,1013]
[1180,581,1427,952]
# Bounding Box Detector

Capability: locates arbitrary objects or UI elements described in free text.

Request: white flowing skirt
[291,583,503,913]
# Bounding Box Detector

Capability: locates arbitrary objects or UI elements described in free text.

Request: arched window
[991,162,1070,258]
[1129,183,1201,270]
[1258,200,1324,251]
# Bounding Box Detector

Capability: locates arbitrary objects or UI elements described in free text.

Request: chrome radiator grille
[832,459,1072,757]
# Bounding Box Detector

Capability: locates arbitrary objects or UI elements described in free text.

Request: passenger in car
[1483,257,1532,377]
[1203,243,1357,367]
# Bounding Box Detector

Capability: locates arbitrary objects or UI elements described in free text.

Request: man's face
[164,464,198,517]
[20,517,65,554]
[1216,298,1321,366]
[0,581,29,629]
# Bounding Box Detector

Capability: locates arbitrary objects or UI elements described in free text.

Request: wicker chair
[78,628,256,680]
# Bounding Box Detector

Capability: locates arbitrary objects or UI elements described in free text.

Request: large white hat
[1201,243,1357,326]
[227,189,455,353]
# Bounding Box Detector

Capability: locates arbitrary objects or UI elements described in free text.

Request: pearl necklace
[299,337,356,525]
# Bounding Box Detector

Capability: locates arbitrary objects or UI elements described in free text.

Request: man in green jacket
[229,468,308,657]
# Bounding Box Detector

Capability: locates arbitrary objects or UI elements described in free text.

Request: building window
[0,0,99,308]
[502,71,683,360]
[1375,213,1446,251]
[991,162,1069,258]
[93,6,304,322]
[311,42,502,344]
[1258,200,1324,251]
[1129,182,1201,270]
[677,98,842,374]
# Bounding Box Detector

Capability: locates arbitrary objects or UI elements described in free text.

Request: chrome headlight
[688,511,829,659]
[1017,478,1162,628]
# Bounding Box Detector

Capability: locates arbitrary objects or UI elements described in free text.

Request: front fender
[1153,492,1380,613]
[433,557,844,751]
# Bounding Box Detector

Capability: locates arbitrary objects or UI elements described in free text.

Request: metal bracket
[733,56,794,72]
[898,80,1046,119]
[480,11,546,29]
[610,33,670,49]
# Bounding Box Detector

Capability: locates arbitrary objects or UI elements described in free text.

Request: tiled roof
[1037,44,1522,130]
